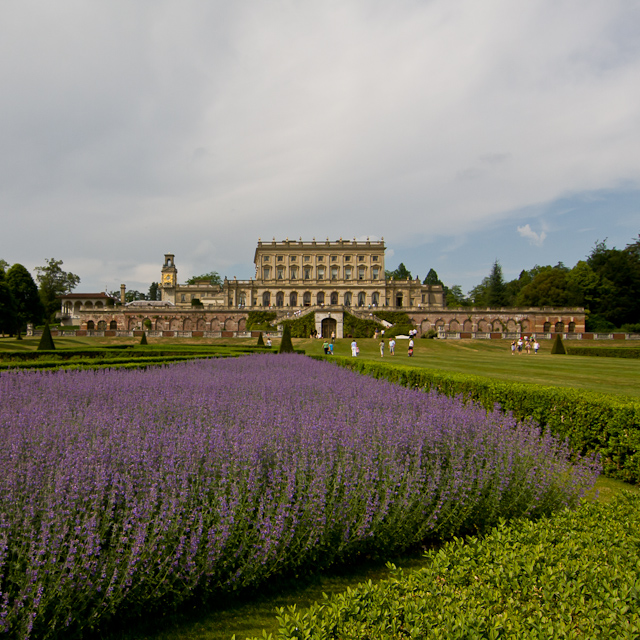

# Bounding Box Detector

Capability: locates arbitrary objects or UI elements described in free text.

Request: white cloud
[517,224,547,247]
[1,1,639,289]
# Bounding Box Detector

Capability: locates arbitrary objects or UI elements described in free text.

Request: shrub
[37,323,55,351]
[278,324,295,353]
[551,334,566,354]
[280,313,315,338]
[265,493,640,639]
[256,331,265,346]
[420,329,437,339]
[343,312,383,338]
[246,311,277,330]
[565,347,640,359]
[140,332,148,345]
[373,311,412,325]
[382,324,415,338]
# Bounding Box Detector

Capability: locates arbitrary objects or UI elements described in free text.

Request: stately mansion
[161,238,443,310]
[61,238,586,339]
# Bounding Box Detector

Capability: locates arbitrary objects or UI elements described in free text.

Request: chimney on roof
[120,284,126,305]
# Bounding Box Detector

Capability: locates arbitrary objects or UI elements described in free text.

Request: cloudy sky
[1,0,639,295]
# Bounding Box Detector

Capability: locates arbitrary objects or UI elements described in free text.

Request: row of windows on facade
[263,255,379,263]
[179,291,439,305]
[259,291,383,306]
[262,265,379,280]
[181,291,386,306]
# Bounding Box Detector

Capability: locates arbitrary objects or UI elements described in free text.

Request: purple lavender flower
[0,355,598,638]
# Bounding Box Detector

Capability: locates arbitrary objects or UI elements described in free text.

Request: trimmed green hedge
[566,347,640,359]
[0,354,225,372]
[0,346,280,372]
[314,357,640,483]
[264,493,640,639]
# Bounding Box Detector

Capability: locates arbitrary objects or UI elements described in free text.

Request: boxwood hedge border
[266,492,640,639]
[565,346,640,358]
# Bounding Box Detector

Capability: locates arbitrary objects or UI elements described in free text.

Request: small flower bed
[0,355,598,638]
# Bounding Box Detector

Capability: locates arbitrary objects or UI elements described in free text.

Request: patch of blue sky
[391,186,640,294]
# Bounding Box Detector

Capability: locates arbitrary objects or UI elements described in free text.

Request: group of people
[511,336,540,355]
[346,336,414,357]
[378,337,398,357]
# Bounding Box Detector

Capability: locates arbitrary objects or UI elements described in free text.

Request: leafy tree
[625,235,640,258]
[0,268,18,336]
[387,263,412,280]
[124,290,146,303]
[443,284,468,307]
[423,269,443,286]
[487,260,508,308]
[6,264,44,334]
[148,282,160,301]
[0,259,9,272]
[516,267,571,307]
[35,258,80,321]
[186,271,222,286]
[566,261,600,308]
[504,270,532,306]
[467,277,490,307]
[586,240,640,327]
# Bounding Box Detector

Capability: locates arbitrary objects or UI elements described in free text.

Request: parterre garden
[1,336,640,638]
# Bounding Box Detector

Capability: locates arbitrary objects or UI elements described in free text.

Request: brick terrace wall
[73,305,589,338]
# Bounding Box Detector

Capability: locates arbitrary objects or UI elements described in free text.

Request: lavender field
[0,354,598,638]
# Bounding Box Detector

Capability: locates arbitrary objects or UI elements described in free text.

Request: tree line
[387,235,640,332]
[0,258,80,336]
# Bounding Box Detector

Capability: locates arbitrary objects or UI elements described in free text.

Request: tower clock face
[163,273,174,286]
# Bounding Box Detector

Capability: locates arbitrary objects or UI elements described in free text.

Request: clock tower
[161,254,177,303]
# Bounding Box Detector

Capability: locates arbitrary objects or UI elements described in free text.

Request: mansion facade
[62,238,587,339]
[161,238,445,310]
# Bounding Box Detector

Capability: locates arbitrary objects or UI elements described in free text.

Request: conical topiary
[257,331,265,346]
[278,324,295,354]
[140,332,148,345]
[551,334,566,354]
[37,323,55,351]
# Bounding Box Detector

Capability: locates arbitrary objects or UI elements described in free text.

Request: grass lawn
[2,334,639,397]
[300,336,640,398]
